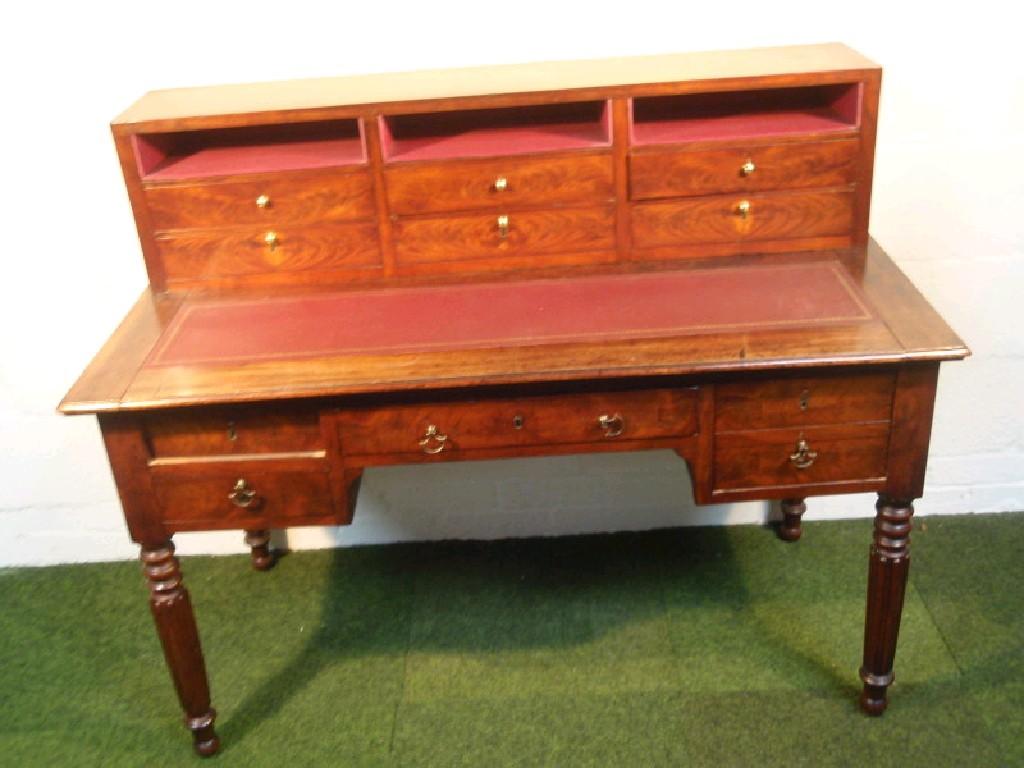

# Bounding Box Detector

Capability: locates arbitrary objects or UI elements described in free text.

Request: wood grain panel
[630,138,858,200]
[631,189,853,248]
[145,406,323,458]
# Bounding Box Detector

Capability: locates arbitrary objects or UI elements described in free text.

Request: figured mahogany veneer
[61,45,968,757]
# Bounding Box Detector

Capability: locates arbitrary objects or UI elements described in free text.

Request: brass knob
[255,194,271,209]
[493,176,509,192]
[598,413,624,438]
[418,424,448,455]
[264,231,279,250]
[736,200,751,219]
[497,214,510,238]
[228,478,258,508]
[740,160,756,177]
[789,438,818,469]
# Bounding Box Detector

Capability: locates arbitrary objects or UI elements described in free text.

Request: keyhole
[799,390,810,411]
[227,421,238,441]
[512,415,524,429]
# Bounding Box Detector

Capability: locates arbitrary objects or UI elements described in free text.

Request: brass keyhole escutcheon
[227,421,238,441]
[419,424,449,454]
[264,231,280,251]
[497,214,510,238]
[493,176,509,192]
[740,160,756,176]
[228,478,258,508]
[512,415,524,429]
[255,194,271,209]
[789,437,818,469]
[799,389,810,411]
[598,413,624,438]
[735,200,751,219]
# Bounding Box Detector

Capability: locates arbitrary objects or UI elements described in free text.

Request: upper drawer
[385,153,614,215]
[338,387,699,458]
[715,372,895,432]
[145,170,375,230]
[145,406,324,458]
[630,139,858,200]
[631,189,853,248]
[394,205,615,265]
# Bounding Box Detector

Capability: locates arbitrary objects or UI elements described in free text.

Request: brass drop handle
[497,214,510,238]
[419,424,449,454]
[493,176,509,192]
[255,194,271,209]
[740,160,756,177]
[598,413,624,438]
[264,231,280,250]
[228,478,258,508]
[789,438,818,469]
[736,200,751,219]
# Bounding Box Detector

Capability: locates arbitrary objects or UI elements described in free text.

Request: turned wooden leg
[141,542,220,756]
[859,496,914,715]
[778,498,806,541]
[244,529,275,571]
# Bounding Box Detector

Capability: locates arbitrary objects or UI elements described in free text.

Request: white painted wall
[1,1,1020,566]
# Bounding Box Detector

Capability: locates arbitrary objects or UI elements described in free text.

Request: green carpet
[1,513,1021,766]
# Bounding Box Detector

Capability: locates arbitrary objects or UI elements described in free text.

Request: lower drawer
[151,461,335,528]
[713,422,889,493]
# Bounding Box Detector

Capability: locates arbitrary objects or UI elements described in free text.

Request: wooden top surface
[113,43,879,129]
[60,241,967,414]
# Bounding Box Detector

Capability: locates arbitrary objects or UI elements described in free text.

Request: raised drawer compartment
[715,371,895,432]
[146,406,324,458]
[157,221,381,280]
[631,189,853,248]
[145,170,375,230]
[385,153,614,215]
[713,422,889,493]
[630,139,858,201]
[338,388,699,457]
[394,205,615,265]
[151,461,335,528]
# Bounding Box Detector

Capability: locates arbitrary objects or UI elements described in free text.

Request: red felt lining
[147,262,873,368]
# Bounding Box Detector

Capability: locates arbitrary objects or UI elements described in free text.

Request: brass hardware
[736,200,751,219]
[264,231,280,250]
[228,478,257,508]
[493,176,509,192]
[789,438,818,469]
[418,424,449,454]
[227,421,238,441]
[255,194,271,209]
[740,160,756,177]
[799,389,810,411]
[512,415,524,429]
[497,214,510,238]
[598,413,624,438]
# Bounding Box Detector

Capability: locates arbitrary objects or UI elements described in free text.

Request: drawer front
[152,463,334,526]
[145,406,324,458]
[716,372,895,432]
[158,221,381,280]
[630,139,858,200]
[630,189,853,248]
[145,171,376,230]
[394,206,615,264]
[385,153,614,215]
[713,423,889,492]
[339,388,699,457]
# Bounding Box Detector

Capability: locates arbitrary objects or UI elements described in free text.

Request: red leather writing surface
[148,262,872,367]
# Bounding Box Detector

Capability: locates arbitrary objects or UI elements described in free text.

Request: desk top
[60,241,967,414]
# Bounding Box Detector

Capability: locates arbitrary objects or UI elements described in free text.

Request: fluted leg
[141,542,219,756]
[244,529,275,571]
[778,498,806,541]
[859,496,914,715]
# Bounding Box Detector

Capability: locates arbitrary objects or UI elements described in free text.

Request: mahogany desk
[61,44,967,756]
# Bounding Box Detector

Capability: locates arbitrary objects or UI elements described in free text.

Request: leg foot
[141,542,220,756]
[778,498,806,541]
[244,529,275,571]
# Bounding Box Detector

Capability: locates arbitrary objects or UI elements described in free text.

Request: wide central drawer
[337,388,699,457]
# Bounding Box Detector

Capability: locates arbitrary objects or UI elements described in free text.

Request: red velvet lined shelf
[381,101,611,162]
[631,84,861,145]
[135,120,366,181]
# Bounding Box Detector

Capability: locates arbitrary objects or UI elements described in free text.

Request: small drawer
[394,205,615,265]
[146,406,324,458]
[630,189,853,248]
[713,422,889,493]
[630,139,858,200]
[338,388,699,457]
[715,372,895,432]
[151,461,335,527]
[145,170,375,230]
[385,153,614,215]
[157,221,381,280]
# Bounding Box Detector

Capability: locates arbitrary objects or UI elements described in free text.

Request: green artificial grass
[1,513,1021,767]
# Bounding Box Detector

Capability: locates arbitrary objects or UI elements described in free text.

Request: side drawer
[385,153,614,215]
[338,388,699,457]
[629,139,858,200]
[716,371,895,432]
[145,406,324,458]
[713,422,889,493]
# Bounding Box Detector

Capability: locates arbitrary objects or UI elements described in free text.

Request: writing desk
[61,44,967,756]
